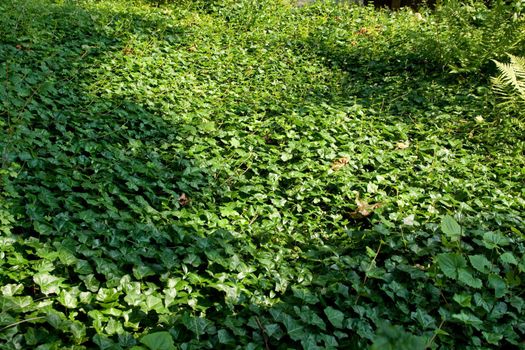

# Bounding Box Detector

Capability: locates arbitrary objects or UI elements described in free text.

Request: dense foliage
[1,0,524,348]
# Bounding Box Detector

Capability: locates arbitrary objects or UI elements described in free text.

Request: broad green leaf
[217,329,235,345]
[323,306,345,329]
[291,287,320,304]
[453,293,472,307]
[1,284,24,296]
[282,314,304,341]
[410,309,436,329]
[70,321,86,342]
[93,334,116,350]
[33,273,63,295]
[144,295,163,312]
[105,318,124,335]
[468,254,492,274]
[436,253,466,279]
[301,334,320,350]
[441,215,461,241]
[482,331,503,345]
[488,274,507,298]
[458,269,482,288]
[452,311,483,329]
[140,332,176,350]
[295,306,326,330]
[58,290,78,309]
[182,314,213,337]
[499,252,518,265]
[482,232,510,249]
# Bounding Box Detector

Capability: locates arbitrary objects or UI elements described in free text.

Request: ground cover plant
[1,0,524,348]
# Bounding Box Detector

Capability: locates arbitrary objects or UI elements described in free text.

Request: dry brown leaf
[179,193,190,206]
[395,140,410,150]
[331,157,350,171]
[122,47,134,55]
[349,195,381,219]
[357,27,369,36]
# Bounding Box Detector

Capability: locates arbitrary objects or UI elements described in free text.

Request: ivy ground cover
[1,0,525,348]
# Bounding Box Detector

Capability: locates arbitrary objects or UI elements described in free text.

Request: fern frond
[491,54,525,107]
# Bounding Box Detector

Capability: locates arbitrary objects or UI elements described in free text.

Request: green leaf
[292,287,320,305]
[458,269,482,289]
[482,232,510,249]
[58,290,78,309]
[468,254,492,274]
[452,311,483,329]
[33,273,63,295]
[441,215,461,241]
[301,334,320,350]
[295,306,326,330]
[499,252,518,265]
[323,306,345,329]
[453,293,472,307]
[488,274,507,298]
[217,329,235,345]
[140,332,176,350]
[282,314,304,341]
[1,284,24,296]
[482,331,503,345]
[182,314,213,337]
[436,253,466,279]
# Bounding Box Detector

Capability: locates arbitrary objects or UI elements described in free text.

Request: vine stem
[426,319,445,349]
[255,316,270,350]
[0,316,46,332]
[355,240,383,305]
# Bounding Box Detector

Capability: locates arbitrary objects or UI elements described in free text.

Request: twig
[0,316,46,332]
[254,316,271,350]
[355,241,382,305]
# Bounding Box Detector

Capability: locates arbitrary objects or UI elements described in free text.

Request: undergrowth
[1,0,524,349]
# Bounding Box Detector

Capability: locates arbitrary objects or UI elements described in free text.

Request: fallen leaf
[179,193,190,206]
[188,45,198,52]
[331,157,349,171]
[395,140,410,150]
[357,27,369,35]
[122,47,134,55]
[349,194,381,218]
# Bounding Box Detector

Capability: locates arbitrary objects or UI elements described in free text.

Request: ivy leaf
[58,290,78,309]
[181,313,213,337]
[217,329,235,345]
[282,314,304,341]
[323,306,345,329]
[292,287,320,304]
[140,332,176,350]
[33,273,63,295]
[301,334,320,350]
